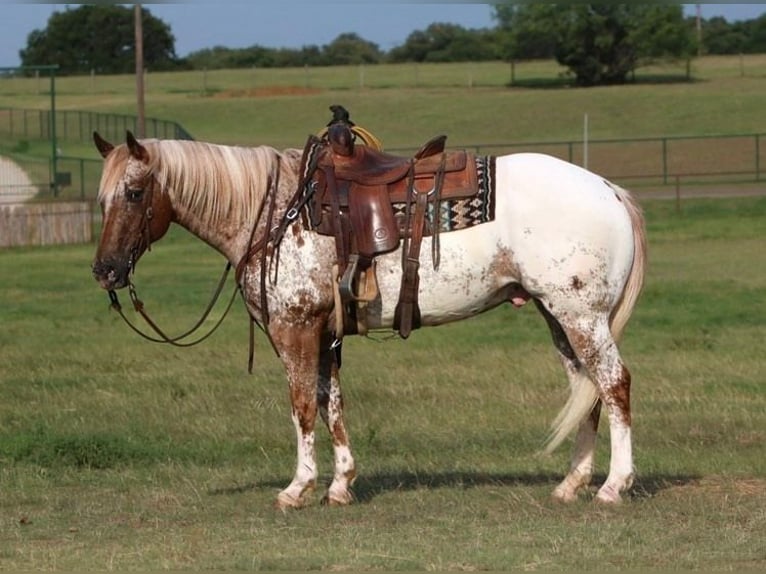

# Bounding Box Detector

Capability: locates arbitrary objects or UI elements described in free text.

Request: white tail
[544,183,647,453]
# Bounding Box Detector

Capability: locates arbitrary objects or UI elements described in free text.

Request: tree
[494,4,559,60]
[495,4,696,86]
[388,22,498,63]
[702,17,746,54]
[321,33,382,65]
[20,5,180,74]
[741,14,766,54]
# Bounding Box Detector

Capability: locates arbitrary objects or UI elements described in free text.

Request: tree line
[18,4,766,86]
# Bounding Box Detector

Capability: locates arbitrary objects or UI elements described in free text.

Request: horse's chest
[241,225,335,322]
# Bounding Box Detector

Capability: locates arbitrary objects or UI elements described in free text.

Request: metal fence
[399,132,764,188]
[0,108,193,201]
[0,107,193,145]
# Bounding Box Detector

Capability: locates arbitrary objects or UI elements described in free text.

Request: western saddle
[299,106,480,340]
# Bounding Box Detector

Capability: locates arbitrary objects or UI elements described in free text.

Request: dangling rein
[105,172,241,353]
[107,262,238,349]
[105,165,286,374]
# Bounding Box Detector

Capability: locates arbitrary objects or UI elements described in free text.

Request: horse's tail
[607,183,647,343]
[544,183,646,454]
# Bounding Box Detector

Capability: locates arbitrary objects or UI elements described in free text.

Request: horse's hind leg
[536,301,602,501]
[562,316,633,503]
[317,332,356,506]
[538,301,634,503]
[553,397,602,502]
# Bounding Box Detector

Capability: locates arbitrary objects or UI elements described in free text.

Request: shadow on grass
[509,74,699,89]
[208,471,701,503]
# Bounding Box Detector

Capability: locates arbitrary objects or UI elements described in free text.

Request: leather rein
[106,156,290,373]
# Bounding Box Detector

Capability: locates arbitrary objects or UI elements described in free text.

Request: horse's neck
[164,145,288,265]
[172,199,250,264]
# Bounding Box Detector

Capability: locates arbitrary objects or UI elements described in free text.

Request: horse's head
[91,131,173,290]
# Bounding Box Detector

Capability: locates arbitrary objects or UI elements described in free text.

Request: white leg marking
[321,371,356,505]
[596,420,633,503]
[277,411,317,509]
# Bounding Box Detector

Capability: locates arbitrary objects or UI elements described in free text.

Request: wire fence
[0,107,763,202]
[0,107,193,145]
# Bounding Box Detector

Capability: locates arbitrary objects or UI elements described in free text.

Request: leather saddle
[303,114,480,339]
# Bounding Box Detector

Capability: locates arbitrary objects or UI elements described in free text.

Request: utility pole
[134,4,146,137]
[696,4,703,57]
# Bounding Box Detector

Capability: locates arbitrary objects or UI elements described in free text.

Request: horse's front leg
[317,333,356,505]
[270,319,323,510]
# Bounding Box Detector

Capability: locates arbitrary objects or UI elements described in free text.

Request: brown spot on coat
[607,364,632,426]
[487,246,521,287]
[570,275,584,290]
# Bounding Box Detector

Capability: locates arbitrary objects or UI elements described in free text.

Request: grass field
[1,55,765,570]
[1,56,765,207]
[2,56,766,152]
[1,192,764,570]
[2,56,766,206]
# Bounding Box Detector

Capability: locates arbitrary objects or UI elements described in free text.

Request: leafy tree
[321,33,382,65]
[388,23,499,62]
[186,44,324,69]
[494,4,559,59]
[495,4,696,86]
[741,14,766,53]
[699,16,746,54]
[20,5,180,74]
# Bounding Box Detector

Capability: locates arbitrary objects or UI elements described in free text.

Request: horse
[91,131,646,509]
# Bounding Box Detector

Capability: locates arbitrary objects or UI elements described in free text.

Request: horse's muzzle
[92,259,130,290]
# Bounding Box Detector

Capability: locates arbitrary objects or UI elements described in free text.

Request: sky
[1,3,765,67]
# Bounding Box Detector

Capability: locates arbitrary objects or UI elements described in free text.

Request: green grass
[2,56,766,205]
[0,196,764,570]
[1,55,765,569]
[2,56,766,150]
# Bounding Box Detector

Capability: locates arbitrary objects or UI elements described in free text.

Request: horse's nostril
[92,260,111,278]
[92,259,126,289]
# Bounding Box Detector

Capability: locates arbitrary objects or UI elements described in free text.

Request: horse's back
[499,152,630,220]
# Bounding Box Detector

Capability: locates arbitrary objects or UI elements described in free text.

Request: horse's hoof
[594,485,622,504]
[275,491,307,511]
[321,490,354,506]
[551,486,579,503]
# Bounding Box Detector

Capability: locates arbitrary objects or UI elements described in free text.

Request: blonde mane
[100,139,301,230]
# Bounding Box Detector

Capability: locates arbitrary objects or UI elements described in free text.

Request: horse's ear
[93,131,114,158]
[126,130,149,162]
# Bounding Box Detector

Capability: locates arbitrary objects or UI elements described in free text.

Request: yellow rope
[316,125,383,151]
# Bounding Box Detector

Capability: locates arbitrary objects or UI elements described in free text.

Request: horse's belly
[366,223,511,329]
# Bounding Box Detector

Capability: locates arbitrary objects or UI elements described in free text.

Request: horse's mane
[99,139,301,230]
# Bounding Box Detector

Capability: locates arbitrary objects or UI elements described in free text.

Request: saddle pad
[392,155,496,235]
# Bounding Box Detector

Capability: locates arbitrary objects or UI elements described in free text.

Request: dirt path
[0,156,36,204]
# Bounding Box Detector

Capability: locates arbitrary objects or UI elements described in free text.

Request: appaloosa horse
[92,131,646,508]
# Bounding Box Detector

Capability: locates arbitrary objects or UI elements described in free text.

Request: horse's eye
[126,188,144,202]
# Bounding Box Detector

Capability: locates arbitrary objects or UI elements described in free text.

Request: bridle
[106,173,241,349]
[104,158,290,373]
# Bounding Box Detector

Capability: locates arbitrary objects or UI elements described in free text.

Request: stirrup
[338,255,379,303]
